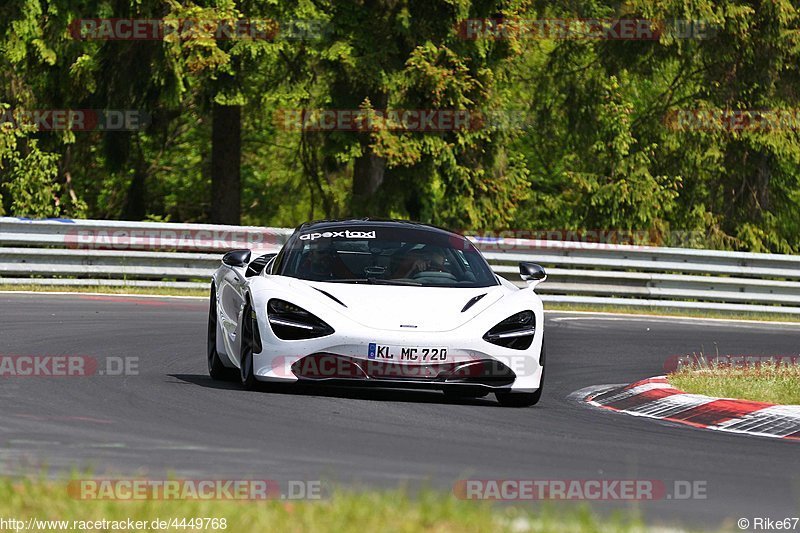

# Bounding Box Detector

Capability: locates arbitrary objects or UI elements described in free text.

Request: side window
[454,250,471,269]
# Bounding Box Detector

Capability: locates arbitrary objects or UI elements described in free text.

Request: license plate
[368,343,448,363]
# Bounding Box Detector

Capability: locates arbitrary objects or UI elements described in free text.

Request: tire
[495,341,545,408]
[239,299,259,391]
[207,285,234,380]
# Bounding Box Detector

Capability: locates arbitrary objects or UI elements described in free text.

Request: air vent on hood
[461,293,487,313]
[313,287,347,307]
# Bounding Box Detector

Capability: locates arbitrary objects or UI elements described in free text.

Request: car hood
[295,280,507,332]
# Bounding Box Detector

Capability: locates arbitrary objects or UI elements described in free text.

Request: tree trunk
[122,153,147,220]
[351,142,385,216]
[211,103,241,225]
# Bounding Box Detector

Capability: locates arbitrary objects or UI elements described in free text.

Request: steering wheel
[411,271,458,282]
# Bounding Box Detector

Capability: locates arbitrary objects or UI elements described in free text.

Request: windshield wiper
[369,278,422,286]
[322,278,422,286]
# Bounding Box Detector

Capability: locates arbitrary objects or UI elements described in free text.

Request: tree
[303,0,531,227]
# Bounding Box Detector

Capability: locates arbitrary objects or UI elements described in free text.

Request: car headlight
[267,299,334,340]
[483,310,535,350]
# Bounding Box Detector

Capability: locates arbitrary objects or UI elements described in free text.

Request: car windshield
[276,225,498,288]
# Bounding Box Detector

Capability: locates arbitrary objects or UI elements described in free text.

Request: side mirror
[519,262,546,285]
[222,249,251,268]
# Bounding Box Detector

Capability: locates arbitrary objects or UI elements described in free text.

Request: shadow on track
[169,373,500,407]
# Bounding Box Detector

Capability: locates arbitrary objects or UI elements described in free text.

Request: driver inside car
[390,246,447,279]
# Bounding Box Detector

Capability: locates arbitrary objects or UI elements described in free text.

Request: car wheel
[239,299,259,391]
[495,341,545,408]
[207,285,233,380]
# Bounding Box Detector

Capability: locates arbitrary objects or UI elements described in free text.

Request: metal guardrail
[1,217,799,314]
[0,217,290,290]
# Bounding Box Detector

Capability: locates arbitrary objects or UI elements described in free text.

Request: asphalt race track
[1,292,798,529]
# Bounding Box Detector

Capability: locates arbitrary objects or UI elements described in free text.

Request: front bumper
[251,326,544,393]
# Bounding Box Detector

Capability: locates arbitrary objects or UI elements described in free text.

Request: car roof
[295,218,465,238]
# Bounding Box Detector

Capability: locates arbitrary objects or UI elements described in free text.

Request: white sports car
[207,220,547,407]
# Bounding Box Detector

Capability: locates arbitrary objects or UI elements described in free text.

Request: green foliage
[2,140,61,218]
[0,0,799,253]
[507,0,800,251]
[0,102,72,217]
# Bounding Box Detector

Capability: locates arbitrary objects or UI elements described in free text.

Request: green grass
[0,478,660,533]
[0,284,206,298]
[545,302,800,323]
[669,363,800,404]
